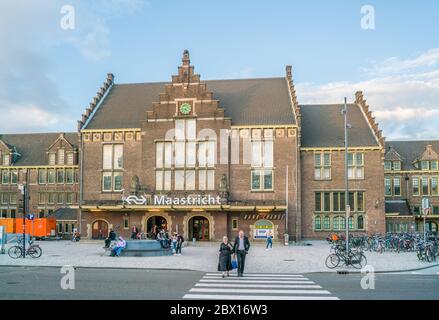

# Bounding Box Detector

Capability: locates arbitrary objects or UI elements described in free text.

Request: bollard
[284,234,289,246]
[192,237,196,246]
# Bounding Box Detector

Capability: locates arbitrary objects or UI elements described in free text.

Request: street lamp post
[18,183,27,258]
[342,97,350,254]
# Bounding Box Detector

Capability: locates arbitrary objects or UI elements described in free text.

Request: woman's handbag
[231,258,238,270]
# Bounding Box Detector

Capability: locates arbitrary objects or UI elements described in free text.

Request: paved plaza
[0,240,436,273]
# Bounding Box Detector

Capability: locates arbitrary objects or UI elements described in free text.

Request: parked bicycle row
[326,232,439,263]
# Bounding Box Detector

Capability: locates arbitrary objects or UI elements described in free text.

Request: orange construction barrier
[0,218,16,233]
[14,218,56,238]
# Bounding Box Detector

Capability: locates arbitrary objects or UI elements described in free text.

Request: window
[48,169,55,184]
[393,177,401,196]
[323,192,331,212]
[421,161,429,171]
[123,216,129,229]
[10,171,18,184]
[66,169,74,184]
[433,206,439,215]
[185,170,195,190]
[348,217,354,230]
[422,177,429,195]
[3,154,10,166]
[431,177,439,196]
[48,153,55,165]
[38,169,47,184]
[66,153,74,165]
[385,177,392,196]
[332,192,341,212]
[340,217,346,230]
[57,149,65,165]
[348,152,364,179]
[10,209,16,218]
[57,193,64,204]
[357,216,364,229]
[66,193,73,204]
[314,216,322,230]
[333,216,341,230]
[251,140,273,191]
[2,170,9,184]
[413,206,420,215]
[10,193,16,205]
[314,153,331,180]
[431,161,439,171]
[315,192,322,212]
[232,218,238,230]
[57,169,65,184]
[175,170,185,190]
[48,193,55,204]
[39,193,45,205]
[384,161,392,171]
[357,192,364,212]
[58,223,63,234]
[198,170,215,190]
[393,161,401,171]
[323,216,330,230]
[412,177,420,195]
[102,144,123,192]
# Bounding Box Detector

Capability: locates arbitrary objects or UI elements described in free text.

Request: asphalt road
[0,266,438,300]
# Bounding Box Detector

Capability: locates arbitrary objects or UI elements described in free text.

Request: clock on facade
[179,102,192,115]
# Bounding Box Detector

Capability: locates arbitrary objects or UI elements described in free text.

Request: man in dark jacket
[233,230,250,277]
[105,229,116,248]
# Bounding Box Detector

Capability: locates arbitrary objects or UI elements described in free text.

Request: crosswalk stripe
[205,273,304,277]
[190,288,331,295]
[199,279,314,284]
[195,283,322,289]
[203,276,307,280]
[183,294,340,300]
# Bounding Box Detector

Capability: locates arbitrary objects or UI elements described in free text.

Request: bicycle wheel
[8,246,23,259]
[325,254,340,269]
[28,245,42,258]
[350,252,363,269]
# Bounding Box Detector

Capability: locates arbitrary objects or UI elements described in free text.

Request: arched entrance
[92,220,108,240]
[425,221,438,233]
[146,216,168,238]
[189,216,210,241]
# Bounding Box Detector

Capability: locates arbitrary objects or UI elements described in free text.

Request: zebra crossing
[183,273,339,300]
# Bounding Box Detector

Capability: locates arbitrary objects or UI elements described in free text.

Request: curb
[320,263,439,274]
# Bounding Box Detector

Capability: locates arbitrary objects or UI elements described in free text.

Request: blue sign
[26,214,34,220]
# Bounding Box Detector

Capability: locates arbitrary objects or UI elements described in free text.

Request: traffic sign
[422,197,431,210]
[26,214,34,221]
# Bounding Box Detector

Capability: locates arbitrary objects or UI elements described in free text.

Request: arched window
[323,216,330,230]
[333,216,340,230]
[357,215,364,230]
[348,217,354,229]
[340,217,346,230]
[314,216,322,230]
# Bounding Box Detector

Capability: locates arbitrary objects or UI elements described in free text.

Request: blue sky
[0,0,438,139]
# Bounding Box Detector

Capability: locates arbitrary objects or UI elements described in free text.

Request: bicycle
[325,246,367,269]
[8,243,42,259]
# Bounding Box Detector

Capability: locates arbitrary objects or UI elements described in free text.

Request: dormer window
[66,152,74,165]
[431,160,438,171]
[57,149,65,165]
[2,154,10,166]
[421,161,429,171]
[393,161,401,171]
[384,160,401,171]
[49,153,56,166]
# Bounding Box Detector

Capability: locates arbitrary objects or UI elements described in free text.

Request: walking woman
[218,236,233,278]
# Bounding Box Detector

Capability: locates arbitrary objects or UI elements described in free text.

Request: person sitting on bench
[112,236,126,257]
[105,229,116,248]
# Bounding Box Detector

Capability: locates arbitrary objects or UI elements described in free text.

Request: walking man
[233,230,250,277]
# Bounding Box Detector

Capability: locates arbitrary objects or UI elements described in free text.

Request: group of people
[104,226,185,256]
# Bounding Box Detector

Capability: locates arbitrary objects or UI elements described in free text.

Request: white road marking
[183,294,339,300]
[205,273,304,277]
[203,276,306,280]
[190,288,331,295]
[199,279,315,284]
[195,283,322,289]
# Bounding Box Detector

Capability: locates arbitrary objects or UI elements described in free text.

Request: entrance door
[92,220,108,240]
[190,216,209,241]
[146,216,168,238]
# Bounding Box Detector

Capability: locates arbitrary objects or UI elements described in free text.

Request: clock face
[180,103,192,115]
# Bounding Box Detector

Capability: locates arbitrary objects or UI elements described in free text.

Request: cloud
[0,0,146,133]
[296,48,439,140]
